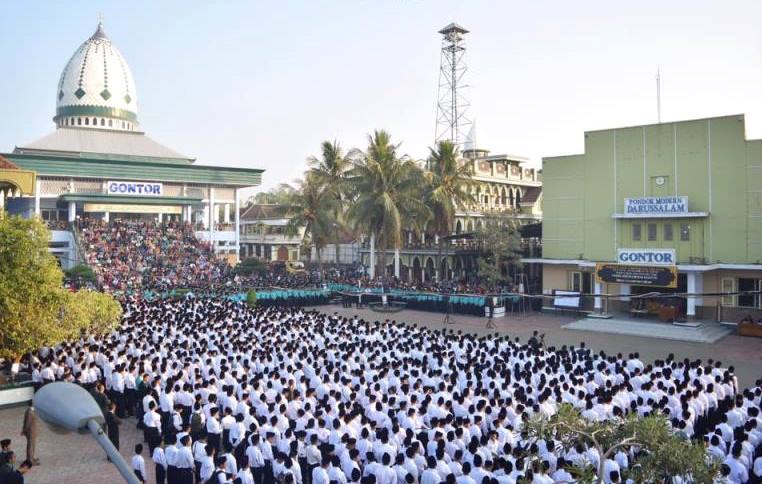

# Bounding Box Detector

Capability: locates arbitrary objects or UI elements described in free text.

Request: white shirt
[152,447,167,470]
[313,466,330,484]
[131,454,147,479]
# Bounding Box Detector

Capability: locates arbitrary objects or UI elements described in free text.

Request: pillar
[408,266,413,281]
[619,284,631,313]
[0,189,4,211]
[394,248,400,278]
[369,233,376,278]
[103,211,110,223]
[34,179,41,216]
[208,186,215,251]
[68,201,76,222]
[234,189,240,260]
[687,272,697,319]
[224,203,231,224]
[594,281,602,312]
[157,213,163,224]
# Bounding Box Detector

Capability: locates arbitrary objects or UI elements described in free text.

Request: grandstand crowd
[14,296,762,483]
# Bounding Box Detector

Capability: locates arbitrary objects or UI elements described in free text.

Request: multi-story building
[359,144,543,283]
[238,204,303,262]
[533,114,762,321]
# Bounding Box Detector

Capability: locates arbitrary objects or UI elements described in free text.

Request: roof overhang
[525,258,762,272]
[59,193,203,206]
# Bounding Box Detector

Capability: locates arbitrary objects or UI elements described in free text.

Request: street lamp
[33,382,139,484]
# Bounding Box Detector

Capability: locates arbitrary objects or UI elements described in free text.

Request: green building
[0,22,262,266]
[532,114,762,321]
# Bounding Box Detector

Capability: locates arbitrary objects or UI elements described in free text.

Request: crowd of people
[79,219,232,293]
[16,297,762,483]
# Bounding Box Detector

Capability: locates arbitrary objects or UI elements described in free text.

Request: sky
[1,0,761,195]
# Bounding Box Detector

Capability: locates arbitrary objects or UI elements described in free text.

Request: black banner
[596,263,677,288]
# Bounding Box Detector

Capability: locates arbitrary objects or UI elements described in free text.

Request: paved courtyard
[1,306,760,484]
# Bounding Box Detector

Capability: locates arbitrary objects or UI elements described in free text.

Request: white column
[34,179,41,216]
[594,281,602,312]
[234,189,240,260]
[394,248,400,278]
[435,269,439,282]
[421,232,426,245]
[157,213,163,224]
[103,211,110,223]
[408,266,412,281]
[68,201,76,222]
[224,203,231,224]
[369,233,376,278]
[619,284,631,304]
[208,187,215,251]
[0,189,4,211]
[687,272,697,319]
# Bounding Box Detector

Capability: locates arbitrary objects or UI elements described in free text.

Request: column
[208,187,215,252]
[103,211,110,223]
[394,248,400,278]
[68,201,76,222]
[594,281,602,313]
[234,189,240,260]
[687,272,697,319]
[157,213,163,224]
[0,189,4,211]
[224,203,231,224]
[369,233,376,278]
[619,284,631,313]
[34,179,41,216]
[408,266,413,281]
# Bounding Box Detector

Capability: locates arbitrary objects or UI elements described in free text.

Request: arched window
[77,118,82,125]
[85,117,89,125]
[108,119,113,127]
[100,118,105,126]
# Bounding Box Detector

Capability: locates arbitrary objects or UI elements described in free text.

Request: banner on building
[617,248,676,266]
[84,203,182,214]
[596,263,677,288]
[624,196,687,215]
[553,290,581,308]
[107,181,163,196]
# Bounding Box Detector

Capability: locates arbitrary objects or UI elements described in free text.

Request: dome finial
[92,13,108,40]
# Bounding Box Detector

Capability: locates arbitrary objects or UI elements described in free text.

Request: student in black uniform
[105,401,122,455]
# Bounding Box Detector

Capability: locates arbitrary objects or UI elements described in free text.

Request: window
[648,223,657,241]
[108,119,113,127]
[738,279,761,308]
[721,278,737,307]
[664,224,673,241]
[77,117,82,125]
[568,271,593,293]
[632,224,641,241]
[680,224,690,241]
[85,117,89,125]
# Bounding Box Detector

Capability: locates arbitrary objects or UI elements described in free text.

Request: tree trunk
[316,245,323,279]
[369,233,376,279]
[334,226,341,266]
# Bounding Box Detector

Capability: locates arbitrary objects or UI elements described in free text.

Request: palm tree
[307,141,349,266]
[346,130,429,282]
[424,140,475,280]
[285,173,338,274]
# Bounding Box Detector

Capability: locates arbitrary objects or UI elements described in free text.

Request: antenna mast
[434,22,472,148]
[656,67,662,123]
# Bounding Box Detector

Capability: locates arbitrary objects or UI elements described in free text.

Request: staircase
[562,317,734,343]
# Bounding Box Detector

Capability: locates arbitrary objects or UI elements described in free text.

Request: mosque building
[0,21,262,266]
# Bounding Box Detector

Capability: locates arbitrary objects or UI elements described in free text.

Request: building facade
[359,146,543,283]
[1,22,262,266]
[534,114,762,321]
[239,204,303,262]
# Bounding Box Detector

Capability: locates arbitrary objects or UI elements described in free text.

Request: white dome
[54,22,139,132]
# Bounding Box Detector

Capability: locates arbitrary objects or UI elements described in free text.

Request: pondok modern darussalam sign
[624,196,688,215]
[595,263,678,288]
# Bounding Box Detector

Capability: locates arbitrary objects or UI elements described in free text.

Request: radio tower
[434,22,472,148]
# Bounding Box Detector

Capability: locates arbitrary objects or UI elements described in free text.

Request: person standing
[105,402,122,454]
[20,404,39,466]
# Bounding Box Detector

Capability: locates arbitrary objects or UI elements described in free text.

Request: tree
[285,173,338,275]
[246,290,257,309]
[234,257,267,276]
[0,215,121,361]
[523,404,719,483]
[308,140,350,266]
[249,183,297,205]
[474,211,523,290]
[424,140,475,279]
[346,130,429,282]
[64,264,96,285]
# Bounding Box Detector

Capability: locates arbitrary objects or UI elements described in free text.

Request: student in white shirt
[132,444,147,483]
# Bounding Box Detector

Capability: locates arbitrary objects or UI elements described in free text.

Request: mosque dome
[54,21,139,132]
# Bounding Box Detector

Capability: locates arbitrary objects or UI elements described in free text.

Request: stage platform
[562,316,734,343]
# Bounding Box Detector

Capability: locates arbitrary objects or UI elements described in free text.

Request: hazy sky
[2,1,761,194]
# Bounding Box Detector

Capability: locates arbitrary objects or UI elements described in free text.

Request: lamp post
[33,382,140,484]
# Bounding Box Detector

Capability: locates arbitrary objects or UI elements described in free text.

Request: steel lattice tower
[434,22,471,148]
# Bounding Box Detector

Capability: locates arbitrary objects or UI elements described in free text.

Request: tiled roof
[520,186,542,204]
[0,155,19,169]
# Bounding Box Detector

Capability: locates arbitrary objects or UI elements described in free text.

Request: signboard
[84,203,182,214]
[617,249,676,266]
[596,263,677,288]
[553,290,581,308]
[624,196,687,215]
[107,181,163,196]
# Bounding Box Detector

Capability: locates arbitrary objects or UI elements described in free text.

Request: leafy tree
[346,130,429,281]
[249,183,297,205]
[523,404,719,483]
[234,257,268,276]
[474,211,523,290]
[285,172,338,274]
[65,263,96,284]
[424,140,475,278]
[246,290,257,309]
[308,140,350,265]
[0,215,121,361]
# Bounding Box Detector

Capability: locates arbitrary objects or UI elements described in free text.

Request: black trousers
[113,391,126,417]
[208,432,221,453]
[155,464,166,484]
[253,467,264,484]
[177,467,194,484]
[167,464,178,484]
